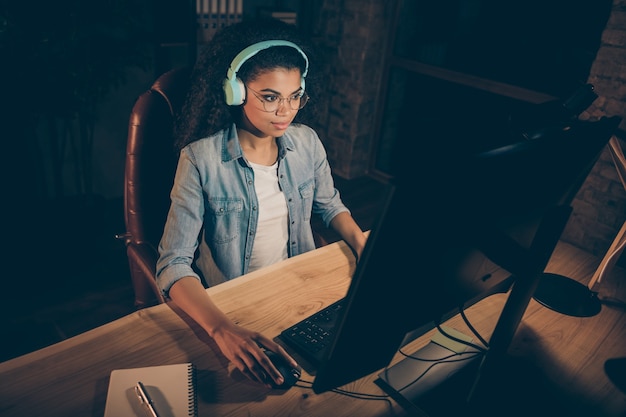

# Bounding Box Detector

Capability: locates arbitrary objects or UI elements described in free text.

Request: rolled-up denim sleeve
[310,132,350,227]
[156,148,205,297]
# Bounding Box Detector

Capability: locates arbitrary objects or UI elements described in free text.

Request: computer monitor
[306,115,620,397]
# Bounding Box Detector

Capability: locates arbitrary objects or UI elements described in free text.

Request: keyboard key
[280,299,345,366]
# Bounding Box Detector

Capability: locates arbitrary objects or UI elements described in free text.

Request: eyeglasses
[246,86,309,112]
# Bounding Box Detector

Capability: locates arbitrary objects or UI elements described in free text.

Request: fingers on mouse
[264,350,302,389]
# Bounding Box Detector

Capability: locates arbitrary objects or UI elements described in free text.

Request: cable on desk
[459,307,489,348]
[330,387,394,410]
[393,351,483,394]
[295,377,394,406]
[435,324,487,353]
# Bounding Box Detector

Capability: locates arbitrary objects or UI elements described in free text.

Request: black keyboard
[279,298,345,367]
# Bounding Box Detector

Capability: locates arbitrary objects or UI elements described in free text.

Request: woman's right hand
[167,277,298,387]
[210,321,298,387]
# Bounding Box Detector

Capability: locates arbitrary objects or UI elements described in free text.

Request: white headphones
[222,40,309,106]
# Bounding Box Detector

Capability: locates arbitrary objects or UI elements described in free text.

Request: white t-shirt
[248,160,289,272]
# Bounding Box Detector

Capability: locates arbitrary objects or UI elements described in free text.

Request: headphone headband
[223,40,309,106]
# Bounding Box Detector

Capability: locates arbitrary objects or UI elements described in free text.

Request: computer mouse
[265,350,301,389]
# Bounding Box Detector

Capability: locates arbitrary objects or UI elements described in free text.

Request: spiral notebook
[104,362,197,417]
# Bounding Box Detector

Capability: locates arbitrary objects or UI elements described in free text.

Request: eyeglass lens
[248,87,309,111]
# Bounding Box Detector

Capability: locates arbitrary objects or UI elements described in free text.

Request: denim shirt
[156,123,349,297]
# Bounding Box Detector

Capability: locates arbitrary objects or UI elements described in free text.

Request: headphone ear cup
[223,77,246,106]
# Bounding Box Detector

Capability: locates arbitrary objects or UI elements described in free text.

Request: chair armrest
[126,242,165,309]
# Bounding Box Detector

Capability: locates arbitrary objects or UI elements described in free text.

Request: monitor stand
[375,327,481,415]
[605,357,626,395]
[532,272,601,317]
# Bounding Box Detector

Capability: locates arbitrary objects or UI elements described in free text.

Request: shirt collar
[222,123,296,163]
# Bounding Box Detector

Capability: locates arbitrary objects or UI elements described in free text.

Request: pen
[134,381,161,417]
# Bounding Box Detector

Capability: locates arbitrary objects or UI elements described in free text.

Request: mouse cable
[295,377,393,404]
[331,387,390,400]
[331,387,394,408]
[296,378,313,388]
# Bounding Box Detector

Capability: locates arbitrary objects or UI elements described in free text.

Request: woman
[156,18,366,388]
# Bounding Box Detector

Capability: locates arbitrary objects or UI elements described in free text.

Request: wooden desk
[0,241,522,417]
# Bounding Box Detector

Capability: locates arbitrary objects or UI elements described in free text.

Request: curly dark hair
[174,18,320,150]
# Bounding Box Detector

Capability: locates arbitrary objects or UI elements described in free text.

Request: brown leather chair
[119,67,191,309]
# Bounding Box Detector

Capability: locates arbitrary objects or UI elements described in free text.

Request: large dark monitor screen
[302,115,620,398]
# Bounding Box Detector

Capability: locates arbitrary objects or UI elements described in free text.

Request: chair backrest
[123,67,191,308]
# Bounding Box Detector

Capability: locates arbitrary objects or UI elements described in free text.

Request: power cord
[392,350,484,393]
[294,377,394,406]
[435,324,487,353]
[459,307,489,348]
[290,308,489,407]
[388,309,488,394]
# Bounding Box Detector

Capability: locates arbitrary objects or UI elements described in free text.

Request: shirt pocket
[298,180,314,222]
[206,198,243,244]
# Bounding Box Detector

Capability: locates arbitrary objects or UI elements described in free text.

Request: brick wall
[563,0,626,264]
[314,0,625,264]
[311,0,392,178]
